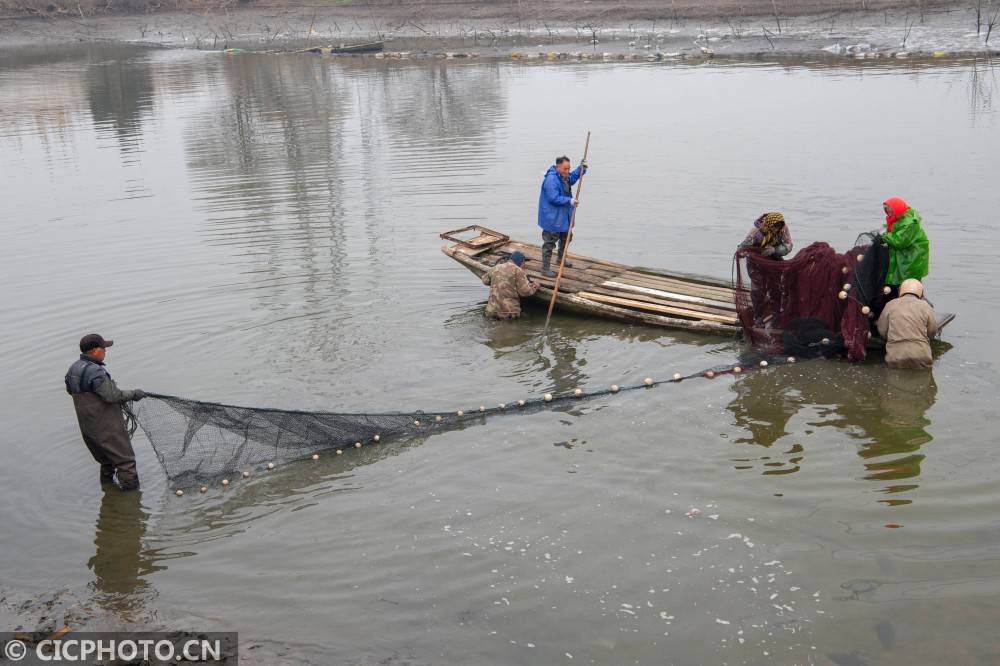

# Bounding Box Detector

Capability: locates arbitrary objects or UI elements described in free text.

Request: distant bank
[3,0,999,57]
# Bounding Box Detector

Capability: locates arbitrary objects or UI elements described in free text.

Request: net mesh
[135,354,794,488]
[733,232,888,361]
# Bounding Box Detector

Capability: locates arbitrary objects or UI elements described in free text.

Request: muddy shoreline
[2,1,999,57]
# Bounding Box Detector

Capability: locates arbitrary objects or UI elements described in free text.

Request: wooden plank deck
[441,230,742,336]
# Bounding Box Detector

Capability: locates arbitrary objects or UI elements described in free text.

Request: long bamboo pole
[544,131,591,330]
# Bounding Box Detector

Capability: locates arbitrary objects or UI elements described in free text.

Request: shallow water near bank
[2,47,1000,664]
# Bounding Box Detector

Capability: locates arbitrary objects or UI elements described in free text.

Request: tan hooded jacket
[876,294,938,369]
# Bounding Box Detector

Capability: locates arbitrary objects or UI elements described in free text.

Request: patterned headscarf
[756,212,786,248]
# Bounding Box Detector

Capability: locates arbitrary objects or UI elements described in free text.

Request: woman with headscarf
[740,212,793,259]
[738,212,793,327]
[880,197,929,298]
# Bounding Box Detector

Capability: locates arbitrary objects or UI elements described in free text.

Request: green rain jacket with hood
[882,197,930,285]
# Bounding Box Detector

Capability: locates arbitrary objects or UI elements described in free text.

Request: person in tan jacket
[876,279,938,369]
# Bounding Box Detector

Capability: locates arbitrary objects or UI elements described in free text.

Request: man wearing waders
[876,279,938,369]
[537,156,587,277]
[65,334,147,490]
[482,251,539,319]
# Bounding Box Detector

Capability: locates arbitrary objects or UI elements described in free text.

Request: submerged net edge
[135,356,799,488]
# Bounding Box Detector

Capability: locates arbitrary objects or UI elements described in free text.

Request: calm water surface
[2,46,999,664]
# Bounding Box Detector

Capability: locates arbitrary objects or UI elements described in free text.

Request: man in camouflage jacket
[65,334,147,490]
[482,251,540,319]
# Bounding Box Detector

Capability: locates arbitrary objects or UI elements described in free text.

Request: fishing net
[134,355,796,489]
[733,232,889,361]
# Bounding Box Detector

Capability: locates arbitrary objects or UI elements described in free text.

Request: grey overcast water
[2,46,999,664]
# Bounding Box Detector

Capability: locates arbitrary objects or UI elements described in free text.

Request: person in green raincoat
[880,196,929,292]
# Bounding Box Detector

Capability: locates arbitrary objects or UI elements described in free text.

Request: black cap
[80,334,114,353]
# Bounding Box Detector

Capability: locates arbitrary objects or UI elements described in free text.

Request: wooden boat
[440,225,956,342]
[297,41,384,55]
[441,226,741,335]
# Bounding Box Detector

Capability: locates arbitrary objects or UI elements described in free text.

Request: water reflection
[86,55,155,155]
[860,367,937,504]
[185,57,508,240]
[474,304,723,394]
[727,361,939,503]
[0,45,153,141]
[475,317,589,391]
[151,427,463,539]
[967,56,997,122]
[540,329,589,393]
[172,56,512,370]
[87,489,164,617]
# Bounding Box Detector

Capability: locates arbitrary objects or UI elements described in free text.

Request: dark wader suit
[65,356,140,490]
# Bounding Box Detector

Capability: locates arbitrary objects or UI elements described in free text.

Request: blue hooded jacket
[537,165,583,233]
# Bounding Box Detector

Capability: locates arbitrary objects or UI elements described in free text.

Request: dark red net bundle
[733,233,888,361]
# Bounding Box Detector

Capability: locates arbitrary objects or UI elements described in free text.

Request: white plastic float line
[837,286,878,310]
[843,249,893,304]
[171,359,811,493]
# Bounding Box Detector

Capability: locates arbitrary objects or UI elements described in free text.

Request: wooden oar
[544,131,591,330]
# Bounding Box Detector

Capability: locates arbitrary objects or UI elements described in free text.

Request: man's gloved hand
[580,160,588,173]
[131,389,148,401]
[761,246,777,257]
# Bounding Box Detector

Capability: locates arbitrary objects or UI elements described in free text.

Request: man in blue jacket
[537,156,587,277]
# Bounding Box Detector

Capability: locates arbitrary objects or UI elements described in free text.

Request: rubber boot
[557,237,573,268]
[541,246,556,278]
